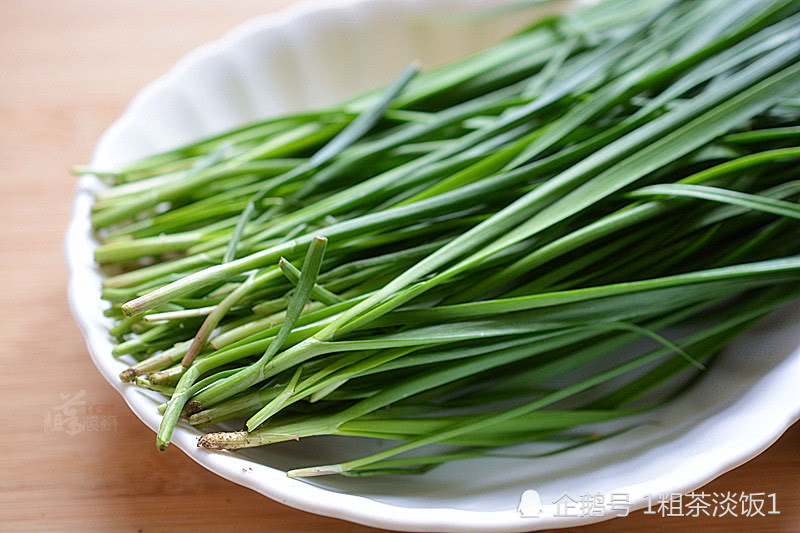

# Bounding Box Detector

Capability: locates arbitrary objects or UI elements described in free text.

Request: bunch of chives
[76,0,800,477]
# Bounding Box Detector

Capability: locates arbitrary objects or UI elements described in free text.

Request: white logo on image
[518,489,543,518]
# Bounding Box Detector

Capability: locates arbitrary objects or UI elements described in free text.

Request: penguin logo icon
[518,489,543,518]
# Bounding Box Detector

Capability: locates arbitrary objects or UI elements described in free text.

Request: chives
[78,0,800,475]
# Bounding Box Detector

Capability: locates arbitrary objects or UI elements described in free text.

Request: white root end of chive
[287,464,344,478]
[144,306,217,321]
[197,431,299,449]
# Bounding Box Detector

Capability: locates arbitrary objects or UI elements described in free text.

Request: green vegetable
[77,0,800,476]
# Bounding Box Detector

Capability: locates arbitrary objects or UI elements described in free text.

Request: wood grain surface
[0,1,797,531]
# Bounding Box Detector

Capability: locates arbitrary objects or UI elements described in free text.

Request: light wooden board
[0,1,797,531]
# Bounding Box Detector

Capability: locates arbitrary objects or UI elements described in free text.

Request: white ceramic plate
[66,1,800,530]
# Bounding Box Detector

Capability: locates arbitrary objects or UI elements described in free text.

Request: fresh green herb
[78,0,800,475]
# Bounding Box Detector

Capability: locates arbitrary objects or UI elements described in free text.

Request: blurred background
[0,1,797,531]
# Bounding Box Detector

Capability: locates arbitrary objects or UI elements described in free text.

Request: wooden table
[1,1,797,531]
